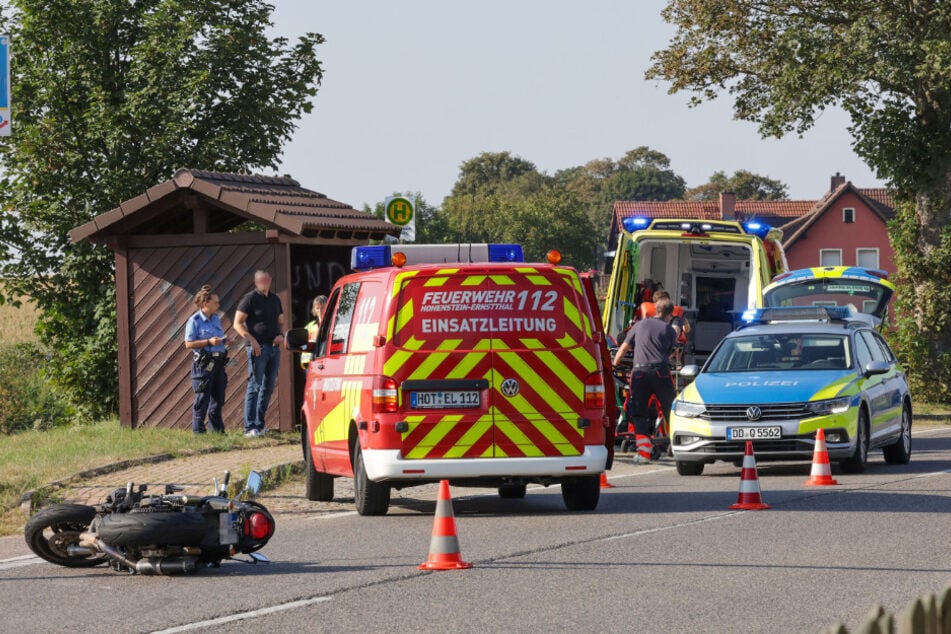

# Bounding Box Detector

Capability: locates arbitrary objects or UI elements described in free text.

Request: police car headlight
[806,396,852,416]
[674,400,705,418]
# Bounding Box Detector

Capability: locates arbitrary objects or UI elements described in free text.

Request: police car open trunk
[387,265,603,460]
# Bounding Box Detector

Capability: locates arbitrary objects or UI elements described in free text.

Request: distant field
[0,296,38,344]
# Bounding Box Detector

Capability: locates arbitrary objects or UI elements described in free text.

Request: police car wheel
[498,484,527,499]
[353,445,390,516]
[561,476,600,511]
[304,431,333,502]
[840,408,870,474]
[883,403,912,465]
[676,461,704,476]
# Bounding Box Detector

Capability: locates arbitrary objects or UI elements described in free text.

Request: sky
[269,1,883,210]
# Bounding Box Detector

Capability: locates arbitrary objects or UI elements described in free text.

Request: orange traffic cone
[729,441,771,510]
[419,480,472,571]
[600,472,615,488]
[804,428,839,486]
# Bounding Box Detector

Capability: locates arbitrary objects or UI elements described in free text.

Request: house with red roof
[611,173,896,276]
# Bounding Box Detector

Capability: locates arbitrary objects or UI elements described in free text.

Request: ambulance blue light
[742,221,772,239]
[622,216,651,233]
[351,245,391,271]
[488,244,524,262]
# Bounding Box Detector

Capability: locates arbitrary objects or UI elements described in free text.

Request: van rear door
[389,266,600,459]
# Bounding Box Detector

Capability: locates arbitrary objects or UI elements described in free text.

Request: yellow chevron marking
[567,345,598,373]
[460,275,487,286]
[482,444,497,458]
[404,417,461,459]
[563,296,582,331]
[423,275,451,287]
[497,351,575,416]
[391,270,420,298]
[525,275,552,286]
[489,274,516,285]
[443,416,494,458]
[494,417,545,457]
[444,351,486,378]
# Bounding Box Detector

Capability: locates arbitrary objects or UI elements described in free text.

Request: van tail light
[584,373,605,409]
[372,377,399,413]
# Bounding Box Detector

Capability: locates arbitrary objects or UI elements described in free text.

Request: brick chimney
[719,191,736,220]
[830,172,846,191]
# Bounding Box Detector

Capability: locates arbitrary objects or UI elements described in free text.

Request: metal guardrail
[825,586,951,633]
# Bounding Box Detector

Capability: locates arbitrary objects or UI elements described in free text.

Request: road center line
[151,596,333,634]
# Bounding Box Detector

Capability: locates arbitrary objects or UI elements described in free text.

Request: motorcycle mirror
[244,471,263,496]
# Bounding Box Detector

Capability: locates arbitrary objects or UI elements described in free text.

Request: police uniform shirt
[185,310,227,353]
[623,317,676,367]
[236,291,283,344]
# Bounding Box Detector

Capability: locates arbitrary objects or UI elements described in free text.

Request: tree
[557,146,686,253]
[0,0,324,418]
[647,1,951,402]
[443,152,549,242]
[686,170,789,201]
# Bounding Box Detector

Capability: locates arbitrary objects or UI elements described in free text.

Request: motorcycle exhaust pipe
[66,546,95,557]
[97,539,139,571]
[134,557,199,575]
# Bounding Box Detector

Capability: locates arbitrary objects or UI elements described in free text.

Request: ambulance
[603,218,788,365]
[285,244,615,515]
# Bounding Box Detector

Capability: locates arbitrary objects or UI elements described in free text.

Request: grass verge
[0,418,295,535]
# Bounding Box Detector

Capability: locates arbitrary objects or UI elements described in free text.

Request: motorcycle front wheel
[24,503,104,568]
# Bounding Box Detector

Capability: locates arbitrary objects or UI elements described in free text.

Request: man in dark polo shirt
[612,296,677,463]
[234,270,285,437]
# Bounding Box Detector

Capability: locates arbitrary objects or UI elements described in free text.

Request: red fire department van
[286,243,615,515]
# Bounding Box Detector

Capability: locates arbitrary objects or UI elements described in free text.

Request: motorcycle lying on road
[24,470,275,575]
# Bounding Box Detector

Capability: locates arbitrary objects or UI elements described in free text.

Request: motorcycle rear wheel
[25,503,104,567]
[97,511,210,547]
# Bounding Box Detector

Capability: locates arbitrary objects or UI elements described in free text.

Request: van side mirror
[284,328,313,352]
[864,360,889,377]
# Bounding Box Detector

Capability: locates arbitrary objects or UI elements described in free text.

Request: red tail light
[244,512,274,541]
[372,377,399,413]
[584,373,605,409]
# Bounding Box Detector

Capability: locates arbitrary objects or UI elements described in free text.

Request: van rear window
[395,272,587,349]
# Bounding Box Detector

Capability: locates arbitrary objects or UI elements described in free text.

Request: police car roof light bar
[741,306,853,326]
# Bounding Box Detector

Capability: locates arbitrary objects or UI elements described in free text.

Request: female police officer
[184,285,229,434]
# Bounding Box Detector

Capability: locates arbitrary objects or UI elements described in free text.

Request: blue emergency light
[621,216,651,233]
[351,245,391,271]
[351,243,526,271]
[488,243,524,262]
[742,221,772,239]
[741,306,853,325]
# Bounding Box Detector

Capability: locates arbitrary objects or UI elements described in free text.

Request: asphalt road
[3,426,951,634]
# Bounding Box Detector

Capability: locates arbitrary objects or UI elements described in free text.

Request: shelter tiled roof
[70,168,398,243]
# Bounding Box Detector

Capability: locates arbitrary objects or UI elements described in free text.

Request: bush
[0,343,74,434]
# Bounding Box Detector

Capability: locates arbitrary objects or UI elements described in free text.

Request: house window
[862,299,878,313]
[819,249,842,266]
[843,208,855,223]
[857,248,879,269]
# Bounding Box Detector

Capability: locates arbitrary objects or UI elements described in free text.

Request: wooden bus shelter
[70,169,398,431]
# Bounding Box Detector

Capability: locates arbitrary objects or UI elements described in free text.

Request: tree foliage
[0,0,324,418]
[686,170,789,201]
[648,0,951,402]
[556,146,686,252]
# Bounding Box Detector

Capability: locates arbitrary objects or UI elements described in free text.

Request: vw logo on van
[746,406,763,422]
[500,378,520,398]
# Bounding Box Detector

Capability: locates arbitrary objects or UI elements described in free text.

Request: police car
[669,267,911,475]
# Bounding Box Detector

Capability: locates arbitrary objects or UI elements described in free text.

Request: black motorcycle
[24,470,275,575]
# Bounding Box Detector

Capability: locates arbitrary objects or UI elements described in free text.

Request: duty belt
[632,363,668,370]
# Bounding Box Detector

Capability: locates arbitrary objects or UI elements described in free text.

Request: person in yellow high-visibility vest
[301,295,328,369]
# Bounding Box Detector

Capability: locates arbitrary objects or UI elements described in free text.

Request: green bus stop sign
[385,197,414,226]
